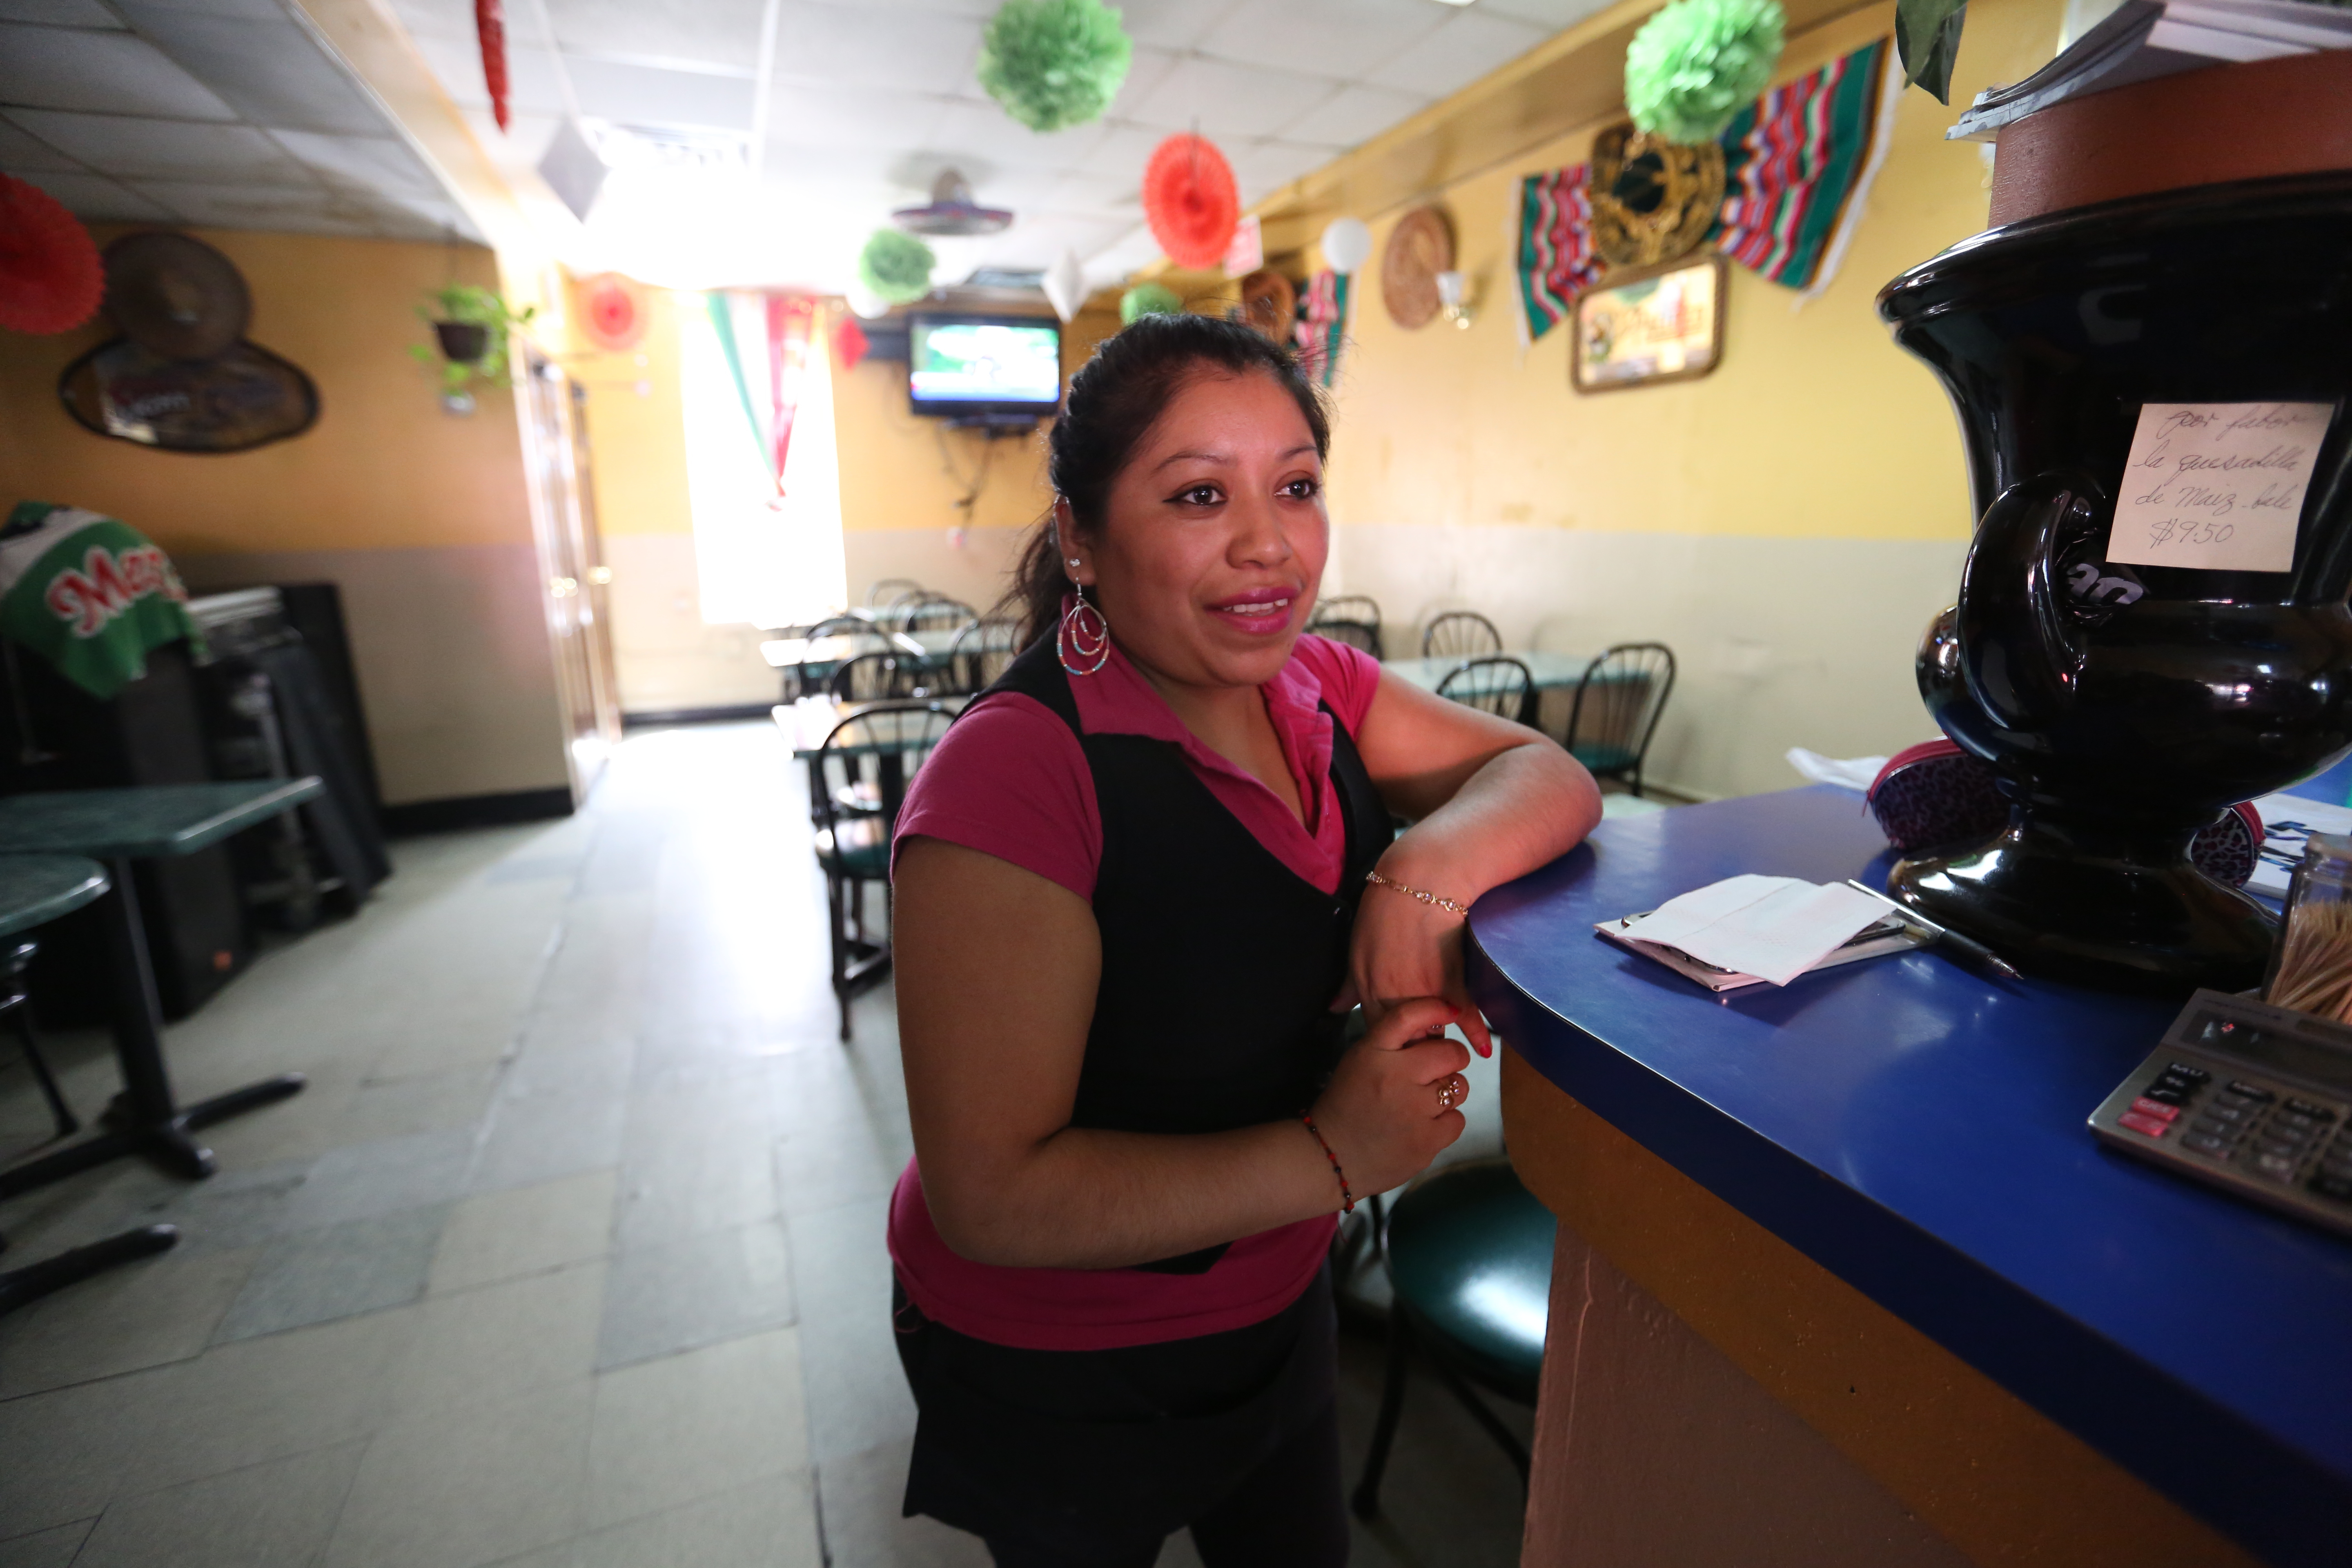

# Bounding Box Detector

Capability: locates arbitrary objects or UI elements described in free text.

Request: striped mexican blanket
[1293,270,1350,388]
[1512,163,1605,344]
[1714,38,1895,292]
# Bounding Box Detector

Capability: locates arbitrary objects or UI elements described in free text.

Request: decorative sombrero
[102,231,251,361]
[1588,123,1726,271]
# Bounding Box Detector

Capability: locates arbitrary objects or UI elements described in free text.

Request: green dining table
[0,779,323,1199]
[1382,650,1606,693]
[0,853,180,1314]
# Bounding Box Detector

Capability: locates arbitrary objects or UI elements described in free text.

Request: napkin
[1617,875,1888,987]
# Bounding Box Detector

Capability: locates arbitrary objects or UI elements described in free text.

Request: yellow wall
[570,283,692,539]
[1317,0,2067,797]
[0,226,572,805]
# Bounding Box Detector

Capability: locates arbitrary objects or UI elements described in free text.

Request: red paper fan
[1143,134,1239,272]
[0,175,103,336]
[580,273,645,351]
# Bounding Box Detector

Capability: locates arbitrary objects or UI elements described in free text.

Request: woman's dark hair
[995,312,1331,648]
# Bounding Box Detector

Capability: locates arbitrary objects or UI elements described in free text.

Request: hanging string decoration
[1119,282,1182,323]
[1714,37,1893,293]
[1624,0,1786,144]
[0,175,104,336]
[1511,165,1605,344]
[1142,134,1239,272]
[858,229,935,305]
[1292,270,1350,388]
[476,0,510,131]
[977,0,1133,133]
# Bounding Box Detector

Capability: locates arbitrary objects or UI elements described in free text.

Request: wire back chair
[780,618,883,702]
[811,701,955,1039]
[941,618,1022,695]
[1436,656,1535,726]
[865,578,922,610]
[830,651,921,705]
[809,615,874,640]
[900,596,978,636]
[1563,642,1677,797]
[1310,595,1385,660]
[1422,611,1502,661]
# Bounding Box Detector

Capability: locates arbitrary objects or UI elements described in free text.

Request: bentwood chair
[1564,643,1677,797]
[900,597,978,637]
[1309,595,1385,659]
[942,618,1022,695]
[2,941,76,1138]
[1421,610,1503,661]
[866,578,922,610]
[808,615,873,640]
[1437,656,1535,727]
[782,618,882,702]
[830,651,921,705]
[813,701,954,1039]
[1352,1158,1552,1517]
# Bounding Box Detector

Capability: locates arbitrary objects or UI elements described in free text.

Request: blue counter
[1468,786,2352,1568]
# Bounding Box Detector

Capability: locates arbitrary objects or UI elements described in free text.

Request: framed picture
[1571,254,1725,394]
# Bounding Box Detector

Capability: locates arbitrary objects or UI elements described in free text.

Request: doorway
[520,348,623,799]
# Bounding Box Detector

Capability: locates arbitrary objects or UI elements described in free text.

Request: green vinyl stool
[1352,1157,1554,1518]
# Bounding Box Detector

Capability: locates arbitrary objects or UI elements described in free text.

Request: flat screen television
[907,313,1061,419]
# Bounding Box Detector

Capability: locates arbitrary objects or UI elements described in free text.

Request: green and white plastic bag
[0,501,202,699]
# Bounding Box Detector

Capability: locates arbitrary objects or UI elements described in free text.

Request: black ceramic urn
[1877,173,2352,992]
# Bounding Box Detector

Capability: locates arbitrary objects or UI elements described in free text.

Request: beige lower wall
[600,532,780,714]
[1330,525,1966,799]
[843,524,1031,625]
[179,544,571,806]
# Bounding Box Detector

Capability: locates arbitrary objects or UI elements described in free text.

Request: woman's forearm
[1380,739,1597,905]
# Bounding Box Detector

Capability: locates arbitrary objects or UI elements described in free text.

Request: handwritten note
[2107,402,2334,572]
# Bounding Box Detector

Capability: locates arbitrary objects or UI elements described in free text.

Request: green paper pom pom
[1119,283,1181,323]
[1624,0,1787,144]
[859,229,935,305]
[978,0,1133,134]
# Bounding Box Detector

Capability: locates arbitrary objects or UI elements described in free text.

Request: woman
[889,312,1598,1566]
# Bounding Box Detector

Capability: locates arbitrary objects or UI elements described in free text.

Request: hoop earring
[1058,584,1110,677]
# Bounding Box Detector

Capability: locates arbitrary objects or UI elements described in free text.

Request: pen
[1841,879,2024,982]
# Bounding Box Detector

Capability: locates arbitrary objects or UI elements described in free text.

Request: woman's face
[1072,368,1328,693]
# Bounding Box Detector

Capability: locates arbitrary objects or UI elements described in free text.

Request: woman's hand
[1308,996,1470,1198]
[1348,862,1489,1057]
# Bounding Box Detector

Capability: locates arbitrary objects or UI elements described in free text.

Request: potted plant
[412,284,535,396]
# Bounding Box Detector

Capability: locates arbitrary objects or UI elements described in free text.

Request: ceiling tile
[1273,83,1426,150]
[16,167,179,220]
[1113,0,1252,51]
[1076,122,1169,181]
[1043,167,1139,214]
[270,130,448,199]
[772,4,980,96]
[409,35,571,117]
[1363,8,1550,98]
[927,99,1107,174]
[566,56,757,131]
[546,0,766,71]
[382,0,472,44]
[0,113,86,169]
[6,109,318,184]
[1122,56,1333,139]
[125,177,389,235]
[1195,0,1447,81]
[129,0,302,21]
[1479,0,1625,32]
[0,0,122,27]
[1224,137,1336,201]
[0,24,238,118]
[764,85,951,157]
[112,6,391,132]
[1098,45,1179,122]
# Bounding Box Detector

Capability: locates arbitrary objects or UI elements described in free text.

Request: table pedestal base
[0,1073,306,1198]
[0,1223,178,1317]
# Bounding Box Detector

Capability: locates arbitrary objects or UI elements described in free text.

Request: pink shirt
[887,633,1384,1350]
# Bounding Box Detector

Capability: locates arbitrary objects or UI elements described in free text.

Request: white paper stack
[1601,875,1900,989]
[1950,0,2352,141]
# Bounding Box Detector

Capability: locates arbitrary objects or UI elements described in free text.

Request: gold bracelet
[1365,869,1469,917]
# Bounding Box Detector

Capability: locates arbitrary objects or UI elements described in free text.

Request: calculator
[2089,989,2352,1238]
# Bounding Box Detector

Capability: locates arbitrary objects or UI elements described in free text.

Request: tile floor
[0,722,1531,1568]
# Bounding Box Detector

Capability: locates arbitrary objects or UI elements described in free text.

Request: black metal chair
[782,618,881,703]
[1353,1158,1552,1517]
[830,651,921,704]
[2,940,76,1138]
[900,597,978,637]
[1422,610,1502,661]
[1310,595,1385,659]
[812,701,955,1040]
[1437,656,1535,727]
[865,578,922,610]
[808,615,874,640]
[941,618,1022,695]
[1564,642,1677,797]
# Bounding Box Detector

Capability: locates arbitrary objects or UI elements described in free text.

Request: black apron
[900,638,1390,1550]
